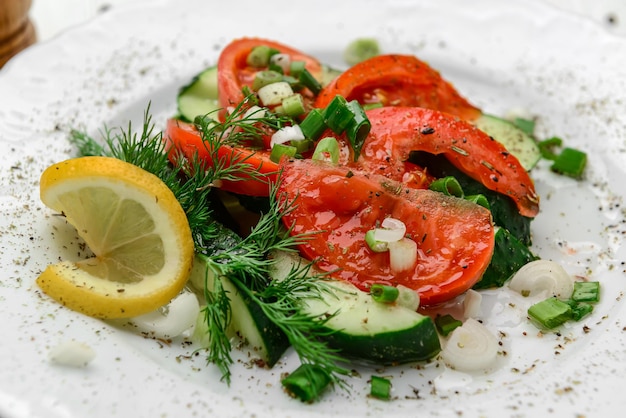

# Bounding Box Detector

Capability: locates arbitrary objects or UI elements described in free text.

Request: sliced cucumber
[177,66,220,122]
[271,251,441,365]
[473,226,538,290]
[307,280,441,365]
[189,256,289,367]
[474,113,541,171]
[320,64,343,87]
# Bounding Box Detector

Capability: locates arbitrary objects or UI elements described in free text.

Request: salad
[36,37,597,403]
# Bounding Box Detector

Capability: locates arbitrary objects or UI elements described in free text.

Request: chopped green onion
[512,117,535,136]
[252,70,284,91]
[362,102,383,111]
[527,297,572,329]
[280,75,302,91]
[370,284,399,303]
[289,60,306,77]
[269,53,290,74]
[298,68,322,95]
[435,314,463,336]
[324,95,355,134]
[270,125,305,148]
[527,282,600,326]
[369,375,392,400]
[270,143,297,163]
[299,108,326,140]
[374,217,407,243]
[281,94,305,117]
[193,114,219,128]
[551,147,587,178]
[571,281,600,303]
[429,176,464,197]
[396,285,421,311]
[268,63,284,74]
[281,364,331,403]
[365,229,389,252]
[566,300,594,321]
[345,100,371,161]
[246,45,279,68]
[388,237,417,273]
[465,194,490,210]
[312,137,340,164]
[257,81,294,106]
[538,136,563,160]
[240,86,258,105]
[290,138,314,154]
[344,38,381,66]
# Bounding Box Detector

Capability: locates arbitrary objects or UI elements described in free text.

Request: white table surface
[28,0,626,44]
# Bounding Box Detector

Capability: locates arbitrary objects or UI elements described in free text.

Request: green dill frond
[208,181,312,290]
[230,262,352,389]
[69,129,107,157]
[68,107,219,246]
[68,103,348,393]
[190,95,292,186]
[69,106,175,183]
[198,257,234,384]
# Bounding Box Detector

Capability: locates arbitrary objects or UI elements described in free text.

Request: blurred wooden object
[0,0,36,68]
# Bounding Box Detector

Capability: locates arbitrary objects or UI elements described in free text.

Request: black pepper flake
[421,126,435,135]
[606,13,618,26]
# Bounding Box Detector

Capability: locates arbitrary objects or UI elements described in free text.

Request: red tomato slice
[278,158,495,306]
[315,54,481,121]
[357,107,539,218]
[163,118,277,196]
[218,38,323,116]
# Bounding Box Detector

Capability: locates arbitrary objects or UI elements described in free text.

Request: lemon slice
[36,156,194,319]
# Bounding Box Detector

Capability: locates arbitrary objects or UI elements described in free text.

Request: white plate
[2,0,626,417]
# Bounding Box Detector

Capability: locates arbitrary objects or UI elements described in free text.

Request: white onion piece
[49,340,96,367]
[270,53,291,73]
[240,105,266,123]
[508,259,574,300]
[441,318,499,372]
[463,289,482,319]
[270,125,305,148]
[381,217,406,231]
[257,81,293,106]
[396,284,420,311]
[388,237,417,273]
[129,291,200,339]
[373,217,406,243]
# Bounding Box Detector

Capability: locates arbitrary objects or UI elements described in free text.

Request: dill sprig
[69,102,351,393]
[205,180,310,289]
[195,180,352,386]
[191,97,292,185]
[69,107,217,247]
[230,264,352,390]
[196,261,234,383]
